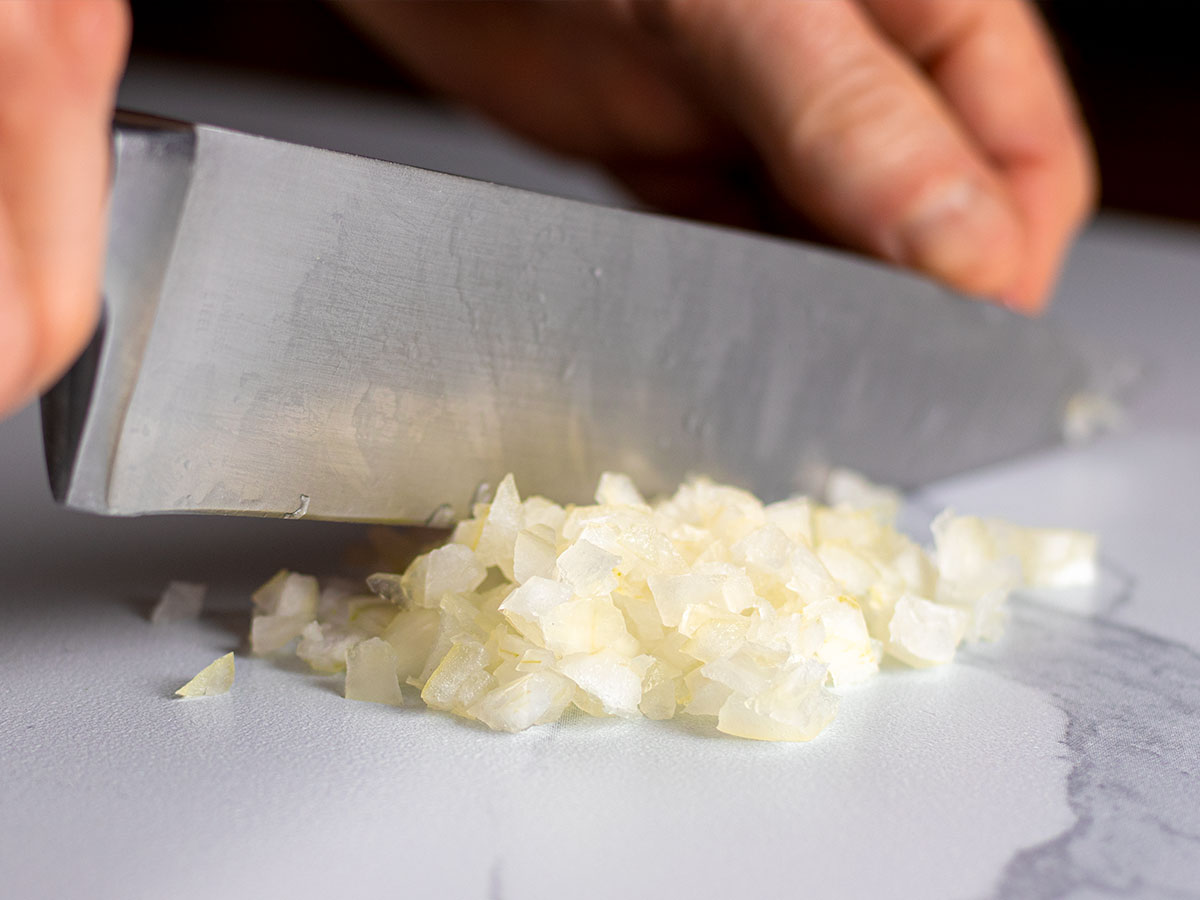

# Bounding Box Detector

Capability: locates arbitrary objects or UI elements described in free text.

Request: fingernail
[896,178,1018,295]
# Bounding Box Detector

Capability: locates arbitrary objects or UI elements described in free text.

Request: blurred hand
[337,0,1095,312]
[0,0,1095,423]
[0,0,129,419]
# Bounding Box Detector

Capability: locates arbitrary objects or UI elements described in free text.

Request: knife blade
[42,113,1099,523]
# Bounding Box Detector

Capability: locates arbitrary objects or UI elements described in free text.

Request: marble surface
[905,219,1200,898]
[2,62,1199,900]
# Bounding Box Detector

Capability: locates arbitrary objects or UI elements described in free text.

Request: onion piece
[151,581,206,624]
[716,660,837,742]
[345,638,405,707]
[558,650,649,717]
[421,638,493,713]
[399,544,487,608]
[250,614,311,655]
[468,671,574,732]
[176,652,234,697]
[513,525,558,584]
[297,621,367,674]
[887,594,970,667]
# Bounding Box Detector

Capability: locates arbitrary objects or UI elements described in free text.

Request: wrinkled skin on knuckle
[783,67,950,237]
[790,71,917,175]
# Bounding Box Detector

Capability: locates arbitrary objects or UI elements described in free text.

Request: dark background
[126,0,1200,225]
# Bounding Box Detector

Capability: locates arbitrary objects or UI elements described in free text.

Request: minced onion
[250,473,1096,741]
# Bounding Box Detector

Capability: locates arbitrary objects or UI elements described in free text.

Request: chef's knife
[42,113,1101,523]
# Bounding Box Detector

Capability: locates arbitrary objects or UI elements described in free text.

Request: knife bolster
[41,114,197,514]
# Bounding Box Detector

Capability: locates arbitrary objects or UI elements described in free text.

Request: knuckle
[785,65,963,235]
[57,0,131,83]
[34,1,129,86]
[0,2,128,109]
[788,60,924,176]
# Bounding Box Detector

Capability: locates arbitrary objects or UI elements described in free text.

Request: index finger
[860,0,1097,311]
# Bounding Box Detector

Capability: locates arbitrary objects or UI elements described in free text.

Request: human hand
[0,0,129,419]
[336,0,1095,313]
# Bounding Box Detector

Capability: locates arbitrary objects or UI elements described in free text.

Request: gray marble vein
[963,598,1200,899]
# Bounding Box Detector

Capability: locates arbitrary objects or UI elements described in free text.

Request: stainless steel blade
[43,115,1102,522]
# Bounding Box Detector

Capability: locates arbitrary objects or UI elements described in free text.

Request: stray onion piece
[176,652,235,697]
[250,473,1096,741]
[151,581,207,624]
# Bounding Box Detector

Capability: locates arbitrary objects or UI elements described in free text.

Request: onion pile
[249,472,1096,741]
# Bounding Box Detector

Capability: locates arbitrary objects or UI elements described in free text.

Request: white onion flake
[345,638,405,707]
[250,472,1097,742]
[151,581,206,624]
[176,652,234,698]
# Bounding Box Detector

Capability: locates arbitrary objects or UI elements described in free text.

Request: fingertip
[1000,283,1050,317]
[0,285,37,418]
[998,155,1095,317]
[996,233,1067,317]
[29,289,102,396]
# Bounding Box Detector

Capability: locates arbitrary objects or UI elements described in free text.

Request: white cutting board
[1,61,1198,900]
